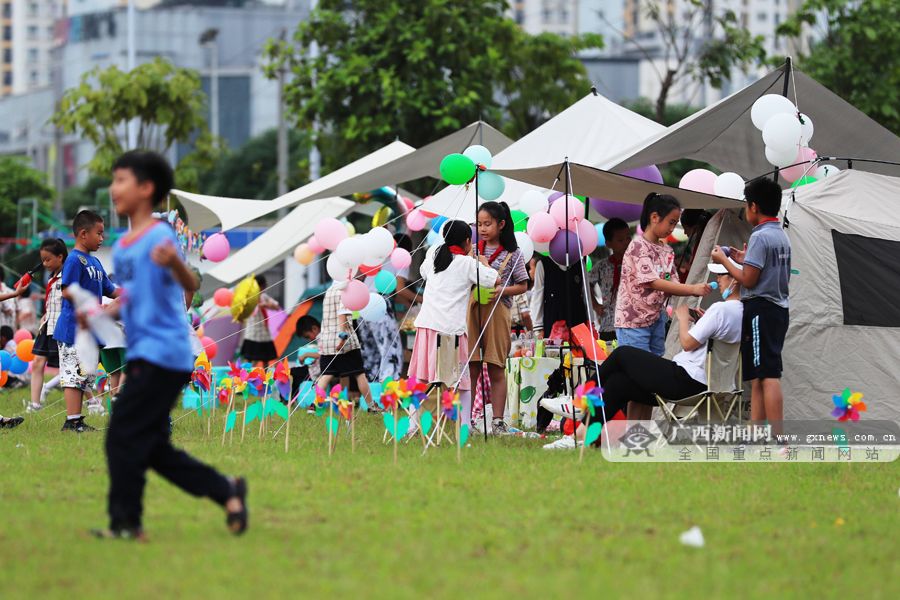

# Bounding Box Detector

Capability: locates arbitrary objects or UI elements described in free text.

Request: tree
[603,1,767,121]
[61,176,111,220]
[0,157,52,237]
[199,129,310,200]
[776,0,899,135]
[264,0,601,173]
[52,58,220,190]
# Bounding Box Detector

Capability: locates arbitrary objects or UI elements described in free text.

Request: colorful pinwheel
[441,389,460,421]
[831,388,866,422]
[228,360,248,382]
[273,359,292,401]
[574,381,605,418]
[95,364,108,394]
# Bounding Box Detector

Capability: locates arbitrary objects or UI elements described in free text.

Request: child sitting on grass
[92,150,246,541]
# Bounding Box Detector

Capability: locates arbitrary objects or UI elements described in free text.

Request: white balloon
[765,144,798,168]
[533,239,550,255]
[519,190,548,216]
[751,94,797,130]
[815,164,841,179]
[514,231,534,263]
[334,236,366,268]
[762,113,802,152]
[713,172,745,200]
[798,113,814,145]
[359,293,387,321]
[365,227,395,262]
[326,253,356,282]
[426,229,443,246]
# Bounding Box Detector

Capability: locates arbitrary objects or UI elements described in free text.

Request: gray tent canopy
[610,62,900,180]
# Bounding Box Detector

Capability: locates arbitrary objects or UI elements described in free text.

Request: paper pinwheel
[228,361,248,382]
[574,381,605,418]
[192,366,211,393]
[95,364,108,394]
[441,389,460,421]
[831,388,866,422]
[195,351,211,372]
[273,360,292,401]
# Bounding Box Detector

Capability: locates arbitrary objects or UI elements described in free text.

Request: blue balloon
[463,145,493,169]
[0,350,10,371]
[595,223,606,248]
[9,356,27,375]
[431,215,448,234]
[360,293,387,321]
[477,171,505,201]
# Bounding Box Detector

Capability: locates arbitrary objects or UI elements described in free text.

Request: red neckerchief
[609,254,623,295]
[448,245,467,256]
[477,240,504,265]
[757,217,780,226]
[45,273,60,306]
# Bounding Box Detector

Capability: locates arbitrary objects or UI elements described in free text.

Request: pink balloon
[780,147,818,183]
[390,248,411,270]
[13,329,32,344]
[315,218,348,251]
[213,288,233,307]
[200,336,218,360]
[307,235,325,254]
[400,196,415,214]
[406,209,427,232]
[526,212,558,244]
[202,232,230,263]
[549,197,585,230]
[576,219,598,255]
[341,280,370,311]
[679,169,717,194]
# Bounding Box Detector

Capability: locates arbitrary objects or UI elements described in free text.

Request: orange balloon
[0,371,7,386]
[16,339,34,362]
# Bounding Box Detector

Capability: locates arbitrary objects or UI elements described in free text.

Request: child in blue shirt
[55,210,120,433]
[92,150,246,541]
[712,177,791,428]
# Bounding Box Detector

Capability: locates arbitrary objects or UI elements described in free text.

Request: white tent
[202,197,354,286]
[671,170,900,423]
[611,63,900,180]
[172,122,512,232]
[421,91,665,218]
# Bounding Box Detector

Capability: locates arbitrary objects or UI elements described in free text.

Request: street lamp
[199,28,220,139]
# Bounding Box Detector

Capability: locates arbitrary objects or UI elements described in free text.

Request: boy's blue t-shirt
[114,222,193,373]
[743,220,791,309]
[54,249,116,345]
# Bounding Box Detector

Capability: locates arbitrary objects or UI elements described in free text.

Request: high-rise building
[1,0,65,97]
[511,0,580,36]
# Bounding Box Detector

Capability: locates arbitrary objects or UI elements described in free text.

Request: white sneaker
[543,435,576,450]
[539,395,583,421]
[39,386,50,405]
[87,401,106,416]
[26,403,43,413]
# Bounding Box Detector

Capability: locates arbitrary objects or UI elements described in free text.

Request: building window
[28,2,38,17]
[27,25,38,40]
[29,70,38,85]
[757,12,767,22]
[3,72,11,86]
[2,49,10,63]
[2,4,11,18]
[27,48,38,63]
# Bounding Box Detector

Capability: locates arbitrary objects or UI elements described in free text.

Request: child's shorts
[319,349,365,378]
[99,347,126,374]
[32,326,60,368]
[742,297,789,381]
[58,342,96,391]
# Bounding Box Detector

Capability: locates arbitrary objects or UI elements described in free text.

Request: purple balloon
[548,229,582,266]
[589,165,663,222]
[548,191,565,204]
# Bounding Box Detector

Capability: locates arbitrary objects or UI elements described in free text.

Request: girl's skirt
[408,328,471,391]
[466,295,511,368]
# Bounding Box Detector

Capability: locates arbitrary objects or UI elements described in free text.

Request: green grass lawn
[1,386,898,599]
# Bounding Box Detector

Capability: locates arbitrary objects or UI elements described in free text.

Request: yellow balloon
[231,274,260,322]
[371,205,393,228]
[345,221,356,236]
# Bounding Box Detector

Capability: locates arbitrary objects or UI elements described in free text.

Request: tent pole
[564,159,578,447]
[474,171,488,441]
[773,57,793,182]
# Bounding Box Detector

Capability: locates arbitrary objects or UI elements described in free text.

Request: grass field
[1,386,898,599]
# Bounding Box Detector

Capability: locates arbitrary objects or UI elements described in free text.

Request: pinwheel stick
[393,405,399,465]
[284,397,292,454]
[456,411,461,464]
[580,412,591,463]
[258,379,271,440]
[221,388,235,447]
[350,401,356,454]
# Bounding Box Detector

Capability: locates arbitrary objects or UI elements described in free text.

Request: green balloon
[511,210,528,232]
[585,256,593,271]
[440,153,477,185]
[791,176,817,188]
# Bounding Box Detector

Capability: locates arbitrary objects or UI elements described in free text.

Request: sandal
[226,477,249,535]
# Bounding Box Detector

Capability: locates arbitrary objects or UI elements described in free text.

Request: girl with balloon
[467,202,530,435]
[27,238,68,412]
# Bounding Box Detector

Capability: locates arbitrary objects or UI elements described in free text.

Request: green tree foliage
[264,0,601,172]
[61,176,111,220]
[51,58,220,190]
[199,129,310,200]
[776,0,899,135]
[0,157,52,237]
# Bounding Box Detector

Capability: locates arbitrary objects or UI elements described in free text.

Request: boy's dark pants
[105,360,231,530]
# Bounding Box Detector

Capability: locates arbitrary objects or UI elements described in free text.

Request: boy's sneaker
[26,403,43,413]
[0,416,25,429]
[87,401,106,417]
[539,395,583,421]
[542,435,576,450]
[491,419,513,436]
[61,417,96,433]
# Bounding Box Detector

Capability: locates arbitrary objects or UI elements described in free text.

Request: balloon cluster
[439,145,506,202]
[0,329,35,385]
[523,193,602,267]
[678,168,746,199]
[751,94,838,187]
